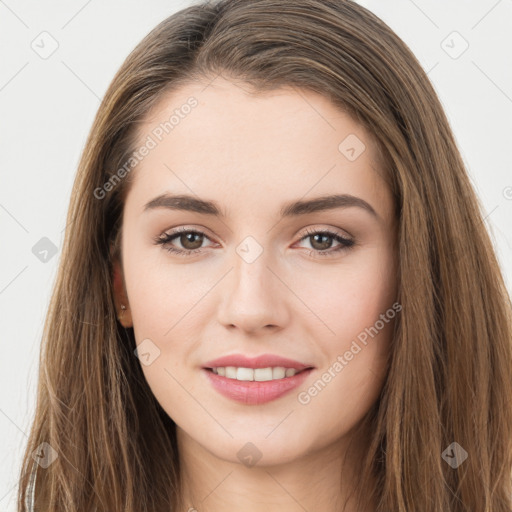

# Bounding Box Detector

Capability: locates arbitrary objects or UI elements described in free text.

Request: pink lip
[201,353,315,405]
[202,367,314,405]
[202,353,314,371]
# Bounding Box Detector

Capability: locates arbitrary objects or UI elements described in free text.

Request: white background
[1,0,511,509]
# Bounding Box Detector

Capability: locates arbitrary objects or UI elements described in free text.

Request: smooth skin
[113,76,398,512]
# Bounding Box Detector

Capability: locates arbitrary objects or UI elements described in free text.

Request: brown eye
[309,233,335,251]
[154,228,214,257]
[297,228,355,258]
[178,232,204,250]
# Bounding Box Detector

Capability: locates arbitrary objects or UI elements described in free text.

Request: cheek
[124,254,208,386]
[295,249,396,414]
[126,261,202,417]
[125,253,205,335]
[297,251,397,341]
[297,290,395,435]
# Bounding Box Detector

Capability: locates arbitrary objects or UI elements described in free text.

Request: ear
[112,257,133,328]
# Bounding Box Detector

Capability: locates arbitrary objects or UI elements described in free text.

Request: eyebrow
[143,193,379,219]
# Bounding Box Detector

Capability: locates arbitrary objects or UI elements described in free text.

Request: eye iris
[310,233,332,250]
[181,232,203,250]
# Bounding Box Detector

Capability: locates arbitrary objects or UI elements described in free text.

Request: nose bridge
[216,234,289,331]
[231,234,277,304]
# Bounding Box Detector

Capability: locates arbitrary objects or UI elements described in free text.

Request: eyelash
[153,226,355,258]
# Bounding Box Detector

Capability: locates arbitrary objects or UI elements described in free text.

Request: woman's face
[114,77,398,466]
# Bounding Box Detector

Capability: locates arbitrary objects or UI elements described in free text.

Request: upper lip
[202,354,314,371]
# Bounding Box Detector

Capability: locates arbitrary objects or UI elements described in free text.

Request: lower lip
[202,368,314,405]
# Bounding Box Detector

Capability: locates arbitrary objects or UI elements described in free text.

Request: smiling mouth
[202,366,315,405]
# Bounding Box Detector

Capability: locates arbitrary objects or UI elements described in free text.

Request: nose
[216,245,291,335]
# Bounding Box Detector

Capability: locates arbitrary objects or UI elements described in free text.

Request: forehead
[127,77,393,224]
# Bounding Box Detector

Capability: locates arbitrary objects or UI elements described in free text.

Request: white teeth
[236,367,254,381]
[210,366,300,381]
[225,366,237,379]
[273,367,286,379]
[255,368,273,381]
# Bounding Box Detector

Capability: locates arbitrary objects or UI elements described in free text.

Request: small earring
[120,304,127,319]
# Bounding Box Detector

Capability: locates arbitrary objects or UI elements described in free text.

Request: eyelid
[161,225,218,241]
[158,225,219,248]
[298,224,352,239]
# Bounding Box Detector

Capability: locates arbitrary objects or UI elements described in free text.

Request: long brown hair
[17,0,512,510]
